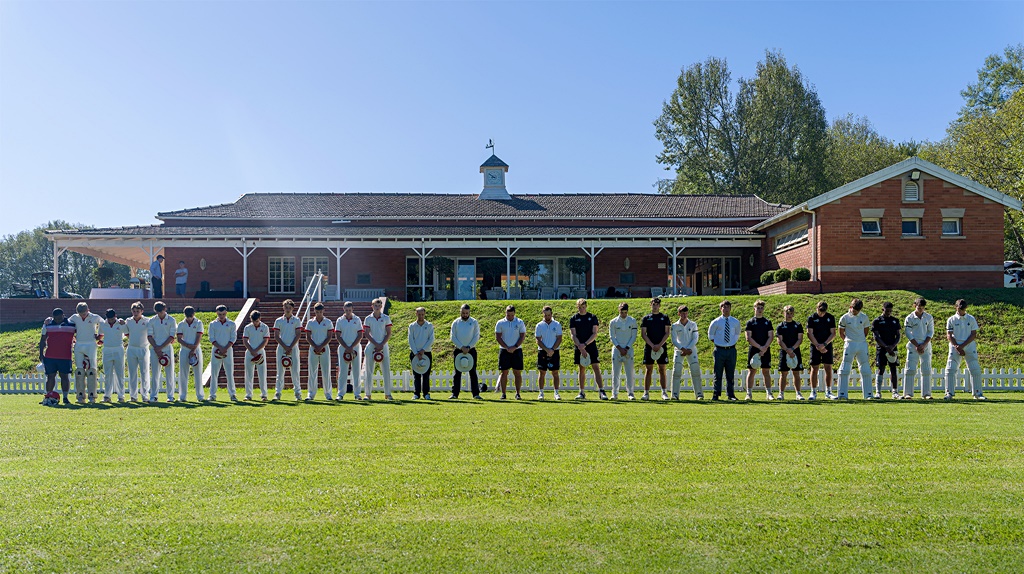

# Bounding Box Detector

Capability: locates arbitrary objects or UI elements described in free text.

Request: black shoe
[711,395,720,401]
[473,395,483,400]
[448,394,458,400]
[727,396,738,401]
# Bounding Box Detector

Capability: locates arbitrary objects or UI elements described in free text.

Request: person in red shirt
[38,308,76,405]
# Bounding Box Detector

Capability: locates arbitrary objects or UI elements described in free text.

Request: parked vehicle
[1005,261,1023,288]
[7,272,82,298]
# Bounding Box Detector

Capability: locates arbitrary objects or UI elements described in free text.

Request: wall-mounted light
[910,170,921,181]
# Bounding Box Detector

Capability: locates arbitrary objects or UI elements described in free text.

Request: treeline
[654,45,1024,260]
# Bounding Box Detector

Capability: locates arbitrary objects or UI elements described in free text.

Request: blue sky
[1,1,1021,236]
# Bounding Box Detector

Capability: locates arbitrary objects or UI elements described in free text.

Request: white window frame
[773,226,808,252]
[301,256,329,292]
[861,218,882,236]
[942,217,962,236]
[901,218,922,237]
[268,256,296,294]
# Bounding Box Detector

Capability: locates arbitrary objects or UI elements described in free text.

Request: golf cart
[9,271,83,299]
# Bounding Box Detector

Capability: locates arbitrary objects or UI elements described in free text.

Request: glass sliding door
[456,259,476,300]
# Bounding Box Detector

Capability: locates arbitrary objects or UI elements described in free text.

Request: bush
[792,267,811,281]
[760,271,777,285]
[774,268,792,283]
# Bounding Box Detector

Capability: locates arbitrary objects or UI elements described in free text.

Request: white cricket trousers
[126,346,149,400]
[903,344,933,397]
[672,350,703,398]
[209,349,236,400]
[308,348,333,400]
[838,341,873,399]
[363,343,392,397]
[102,348,125,400]
[338,349,362,397]
[611,348,634,396]
[244,351,268,399]
[945,346,983,397]
[276,346,301,399]
[179,348,203,401]
[150,348,175,400]
[73,342,98,399]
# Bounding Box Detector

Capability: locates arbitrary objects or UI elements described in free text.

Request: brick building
[46,156,1020,301]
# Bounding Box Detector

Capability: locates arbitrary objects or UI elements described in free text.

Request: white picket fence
[4,368,1023,395]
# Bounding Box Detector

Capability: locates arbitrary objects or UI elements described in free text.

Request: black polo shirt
[807,312,836,345]
[776,320,803,348]
[569,312,600,343]
[872,315,902,346]
[745,317,774,346]
[641,313,672,345]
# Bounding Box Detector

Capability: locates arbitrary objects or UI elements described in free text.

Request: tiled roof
[158,193,788,220]
[50,224,762,238]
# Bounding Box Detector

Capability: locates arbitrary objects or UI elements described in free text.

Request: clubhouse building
[47,156,1022,301]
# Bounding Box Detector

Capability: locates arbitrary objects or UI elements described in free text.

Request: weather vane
[485,138,495,156]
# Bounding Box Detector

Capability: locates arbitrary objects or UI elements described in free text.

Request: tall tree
[735,50,829,204]
[654,57,739,195]
[960,44,1024,115]
[824,114,914,189]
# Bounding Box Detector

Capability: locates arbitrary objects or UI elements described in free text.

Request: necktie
[724,319,730,344]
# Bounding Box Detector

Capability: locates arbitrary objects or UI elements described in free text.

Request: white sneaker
[826,392,836,400]
[809,390,817,401]
[765,393,775,401]
[274,393,282,401]
[660,391,669,401]
[892,391,901,400]
[575,392,586,400]
[795,391,805,401]
[627,393,635,401]
[974,394,987,401]
[611,392,618,400]
[671,394,679,401]
[554,391,561,401]
[745,392,753,401]
[641,392,650,401]
[538,390,545,400]
[775,393,784,401]
[944,393,953,401]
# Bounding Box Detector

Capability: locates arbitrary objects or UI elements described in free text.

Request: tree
[920,45,1024,260]
[824,114,914,189]
[734,50,829,204]
[961,44,1024,115]
[0,222,136,297]
[654,56,739,195]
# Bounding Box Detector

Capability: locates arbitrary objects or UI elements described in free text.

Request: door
[456,259,476,300]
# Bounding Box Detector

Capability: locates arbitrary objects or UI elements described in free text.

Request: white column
[497,246,520,300]
[52,242,59,299]
[233,241,256,299]
[412,245,435,301]
[326,246,350,300]
[580,245,604,299]
[662,243,684,296]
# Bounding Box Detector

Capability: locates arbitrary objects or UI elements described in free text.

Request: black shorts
[747,347,772,368]
[43,357,72,375]
[573,343,600,366]
[876,349,899,369]
[537,349,560,371]
[778,349,804,372]
[809,344,834,366]
[498,348,524,371]
[643,345,669,365]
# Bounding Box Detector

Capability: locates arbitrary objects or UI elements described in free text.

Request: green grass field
[1,392,1023,572]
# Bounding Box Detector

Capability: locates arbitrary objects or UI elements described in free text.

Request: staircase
[207,300,378,390]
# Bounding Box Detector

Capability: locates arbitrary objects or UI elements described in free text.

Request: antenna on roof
[485,138,495,155]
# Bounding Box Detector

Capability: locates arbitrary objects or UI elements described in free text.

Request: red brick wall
[0,298,247,327]
[815,176,1006,290]
[162,247,408,301]
[594,248,668,296]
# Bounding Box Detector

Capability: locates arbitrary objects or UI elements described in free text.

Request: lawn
[1,393,1023,572]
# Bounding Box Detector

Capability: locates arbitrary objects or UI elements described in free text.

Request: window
[903,181,920,201]
[357,274,371,285]
[774,227,808,251]
[943,218,962,236]
[301,256,328,293]
[861,218,881,235]
[268,257,296,294]
[557,258,586,287]
[902,218,921,236]
[619,272,635,285]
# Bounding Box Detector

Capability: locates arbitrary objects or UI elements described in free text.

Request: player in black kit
[872,301,903,399]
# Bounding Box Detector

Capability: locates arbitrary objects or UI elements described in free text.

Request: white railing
[5,368,1022,395]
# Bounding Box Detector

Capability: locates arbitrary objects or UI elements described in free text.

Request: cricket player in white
[243,310,271,400]
[903,297,934,399]
[838,298,873,400]
[68,302,103,403]
[670,305,703,400]
[273,300,303,401]
[609,302,637,400]
[206,305,237,401]
[944,299,985,400]
[305,302,335,401]
[176,306,204,402]
[98,309,128,402]
[124,302,150,401]
[362,298,394,401]
[147,301,177,402]
[534,305,563,401]
[335,301,364,400]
